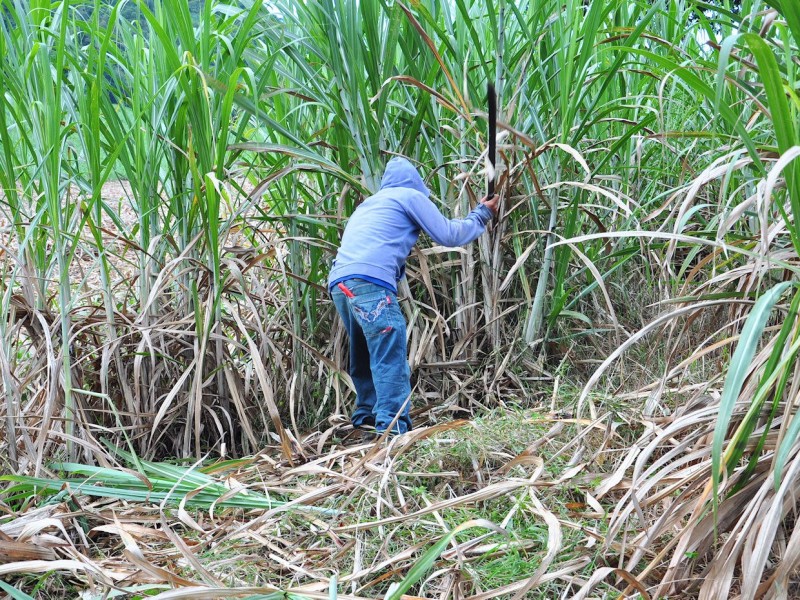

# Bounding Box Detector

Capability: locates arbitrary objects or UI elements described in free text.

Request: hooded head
[379,157,430,197]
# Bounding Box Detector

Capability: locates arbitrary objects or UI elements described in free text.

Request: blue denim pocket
[349,290,399,338]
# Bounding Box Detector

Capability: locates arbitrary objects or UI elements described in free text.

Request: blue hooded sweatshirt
[328,157,493,292]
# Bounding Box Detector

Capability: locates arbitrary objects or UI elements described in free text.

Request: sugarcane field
[0,0,798,598]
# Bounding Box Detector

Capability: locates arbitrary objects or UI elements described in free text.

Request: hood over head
[379,157,430,197]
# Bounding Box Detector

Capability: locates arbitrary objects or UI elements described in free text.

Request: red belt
[337,282,355,298]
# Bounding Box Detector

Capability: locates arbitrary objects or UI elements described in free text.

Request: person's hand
[480,194,500,215]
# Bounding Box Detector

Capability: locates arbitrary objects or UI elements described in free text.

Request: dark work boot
[356,424,377,443]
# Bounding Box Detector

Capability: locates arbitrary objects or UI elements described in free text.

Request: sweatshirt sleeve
[403,194,493,247]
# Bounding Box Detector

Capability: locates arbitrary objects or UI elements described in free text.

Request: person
[329,156,499,439]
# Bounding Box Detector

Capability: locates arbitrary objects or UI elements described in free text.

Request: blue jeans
[331,279,412,434]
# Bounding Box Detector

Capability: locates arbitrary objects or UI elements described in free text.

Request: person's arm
[404,194,498,247]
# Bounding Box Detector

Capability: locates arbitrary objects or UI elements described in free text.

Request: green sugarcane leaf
[0,581,35,600]
[621,47,765,173]
[385,520,505,600]
[763,0,800,46]
[712,282,793,506]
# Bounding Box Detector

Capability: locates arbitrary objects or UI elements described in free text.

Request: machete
[487,82,497,199]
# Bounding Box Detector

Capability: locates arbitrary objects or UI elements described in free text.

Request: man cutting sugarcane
[329,156,499,439]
